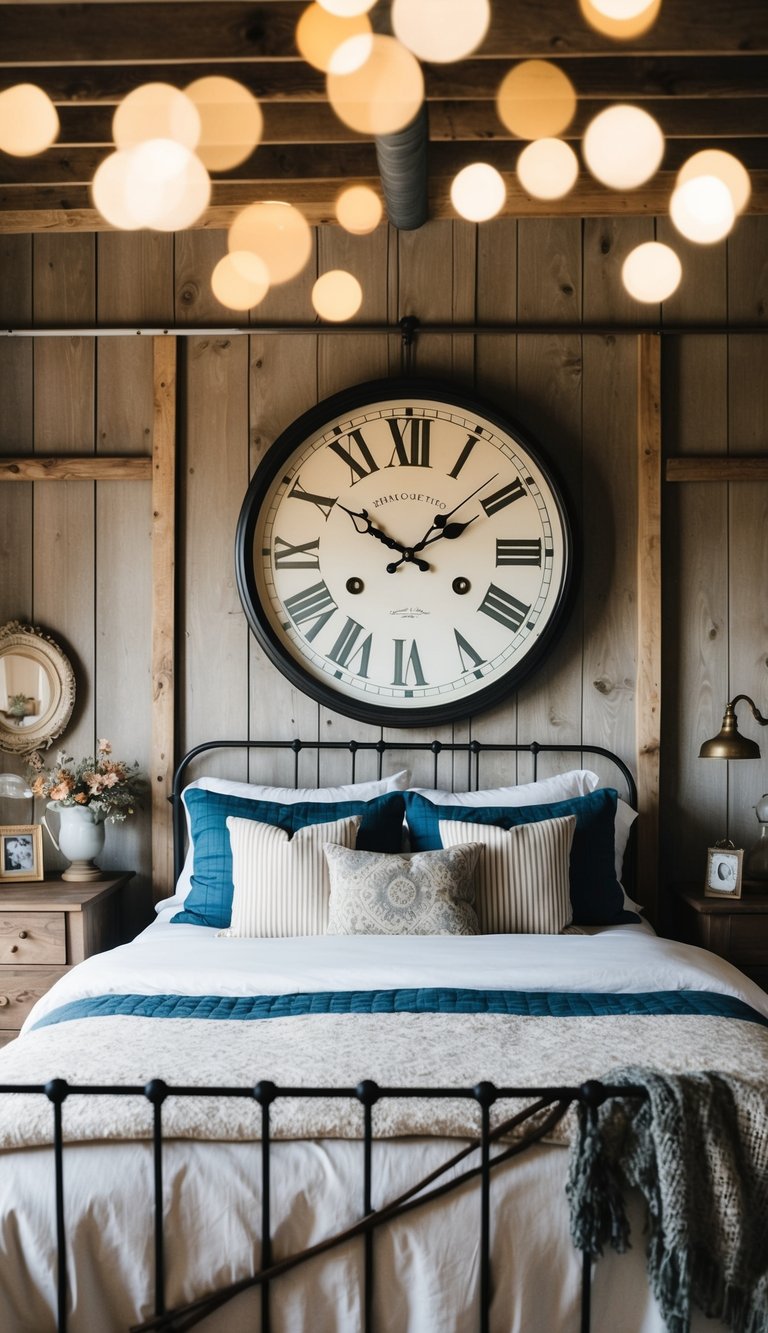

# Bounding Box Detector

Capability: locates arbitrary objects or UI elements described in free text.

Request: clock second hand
[386,474,499,572]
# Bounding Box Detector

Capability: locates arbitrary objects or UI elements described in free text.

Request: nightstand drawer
[0,967,69,1028]
[0,913,66,965]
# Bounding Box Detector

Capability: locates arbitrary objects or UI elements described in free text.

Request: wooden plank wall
[1,217,767,919]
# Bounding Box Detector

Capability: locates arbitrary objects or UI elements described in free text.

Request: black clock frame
[235,377,578,728]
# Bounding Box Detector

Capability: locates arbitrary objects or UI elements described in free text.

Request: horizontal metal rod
[1,323,766,338]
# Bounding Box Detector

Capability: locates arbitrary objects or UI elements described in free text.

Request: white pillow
[220,814,361,938]
[616,797,641,911]
[438,815,576,934]
[160,767,410,915]
[409,769,599,808]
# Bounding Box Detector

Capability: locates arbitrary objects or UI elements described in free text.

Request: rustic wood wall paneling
[657,223,729,905]
[247,237,320,788]
[32,235,96,875]
[635,332,662,920]
[95,234,170,916]
[515,218,584,786]
[150,335,176,902]
[175,231,250,785]
[726,218,768,855]
[582,220,652,802]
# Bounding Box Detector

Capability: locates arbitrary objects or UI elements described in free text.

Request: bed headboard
[171,738,637,889]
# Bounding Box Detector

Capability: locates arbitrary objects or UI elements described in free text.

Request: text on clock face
[250,402,569,706]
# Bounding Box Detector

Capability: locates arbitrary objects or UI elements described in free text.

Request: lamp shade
[699,701,762,760]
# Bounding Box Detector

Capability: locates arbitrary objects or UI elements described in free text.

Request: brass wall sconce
[699,695,768,760]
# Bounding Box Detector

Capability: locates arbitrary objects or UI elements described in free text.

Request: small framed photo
[0,825,44,883]
[704,846,743,899]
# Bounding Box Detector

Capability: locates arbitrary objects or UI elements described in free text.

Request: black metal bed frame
[5,738,641,1333]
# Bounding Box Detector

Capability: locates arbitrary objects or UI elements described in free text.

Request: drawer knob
[0,996,9,1007]
[17,931,27,940]
[9,946,17,954]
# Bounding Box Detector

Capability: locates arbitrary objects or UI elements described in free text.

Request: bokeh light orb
[516,139,579,200]
[228,200,313,284]
[677,150,751,216]
[211,251,271,310]
[296,4,372,73]
[496,61,577,140]
[312,269,363,321]
[579,0,661,39]
[91,150,140,229]
[450,163,506,221]
[582,105,664,188]
[123,139,210,231]
[184,77,263,171]
[669,175,735,245]
[0,84,59,156]
[622,242,682,303]
[335,185,383,233]
[317,0,376,13]
[392,0,490,63]
[113,83,200,151]
[327,34,424,135]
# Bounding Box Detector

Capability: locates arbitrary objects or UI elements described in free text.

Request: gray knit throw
[567,1066,768,1333]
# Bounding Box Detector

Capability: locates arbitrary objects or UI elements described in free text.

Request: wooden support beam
[636,332,662,923]
[150,336,176,903]
[0,455,151,481]
[666,456,768,482]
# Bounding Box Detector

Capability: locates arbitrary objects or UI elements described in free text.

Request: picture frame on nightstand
[704,846,743,899]
[0,824,44,883]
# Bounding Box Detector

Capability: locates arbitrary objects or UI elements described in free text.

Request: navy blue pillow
[404,788,638,927]
[173,789,405,929]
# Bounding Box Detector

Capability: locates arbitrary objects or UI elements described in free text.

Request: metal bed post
[45,1078,69,1333]
[255,1080,277,1333]
[145,1079,169,1318]
[474,1081,496,1333]
[357,1079,380,1333]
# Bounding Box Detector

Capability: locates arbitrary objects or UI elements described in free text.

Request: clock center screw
[452,577,471,595]
[346,577,364,595]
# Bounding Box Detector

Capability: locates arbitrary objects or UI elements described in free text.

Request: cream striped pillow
[438,815,576,934]
[221,814,362,937]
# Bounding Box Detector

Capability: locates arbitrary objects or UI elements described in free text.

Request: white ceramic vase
[43,802,105,881]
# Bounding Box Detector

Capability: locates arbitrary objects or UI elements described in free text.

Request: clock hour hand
[338,504,430,572]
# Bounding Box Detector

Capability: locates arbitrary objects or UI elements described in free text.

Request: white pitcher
[42,802,105,881]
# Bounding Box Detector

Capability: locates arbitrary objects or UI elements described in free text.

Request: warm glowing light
[317,0,376,13]
[392,0,490,63]
[91,150,140,229]
[450,163,506,222]
[677,150,751,217]
[516,139,579,200]
[669,176,735,245]
[211,251,271,310]
[113,83,200,151]
[622,242,682,303]
[582,105,664,189]
[579,0,661,39]
[327,34,424,135]
[0,84,59,156]
[124,140,211,231]
[335,185,383,233]
[228,201,313,284]
[496,61,577,141]
[296,4,372,74]
[312,269,363,321]
[184,77,263,171]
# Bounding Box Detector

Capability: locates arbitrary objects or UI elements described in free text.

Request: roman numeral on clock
[327,428,379,484]
[283,580,337,641]
[496,538,542,566]
[481,478,526,517]
[454,629,485,674]
[288,477,337,520]
[386,417,432,468]
[478,583,531,634]
[392,638,427,687]
[273,536,321,570]
[327,617,372,677]
[448,432,479,479]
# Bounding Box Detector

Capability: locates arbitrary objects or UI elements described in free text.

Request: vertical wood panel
[0,237,33,624]
[636,333,661,920]
[150,337,176,902]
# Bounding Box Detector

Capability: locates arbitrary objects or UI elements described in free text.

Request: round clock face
[236,378,575,726]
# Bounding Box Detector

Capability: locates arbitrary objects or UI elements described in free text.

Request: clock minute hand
[411,474,499,555]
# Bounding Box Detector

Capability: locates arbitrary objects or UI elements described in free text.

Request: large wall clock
[235,378,576,727]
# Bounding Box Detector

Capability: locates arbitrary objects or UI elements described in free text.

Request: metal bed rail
[2,1075,647,1333]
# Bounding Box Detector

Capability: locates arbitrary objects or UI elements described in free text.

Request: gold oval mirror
[0,621,76,754]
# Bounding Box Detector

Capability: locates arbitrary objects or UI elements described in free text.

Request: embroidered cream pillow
[324,842,482,936]
[438,814,576,933]
[221,814,361,937]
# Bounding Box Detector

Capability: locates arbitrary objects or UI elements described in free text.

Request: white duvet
[0,922,765,1333]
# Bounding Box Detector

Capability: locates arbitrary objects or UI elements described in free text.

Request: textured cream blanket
[0,1005,766,1150]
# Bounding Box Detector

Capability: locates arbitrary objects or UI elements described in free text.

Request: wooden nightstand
[671,884,768,990]
[0,874,132,1045]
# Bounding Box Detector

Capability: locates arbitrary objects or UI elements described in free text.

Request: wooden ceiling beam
[1,1,766,61]
[2,171,768,231]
